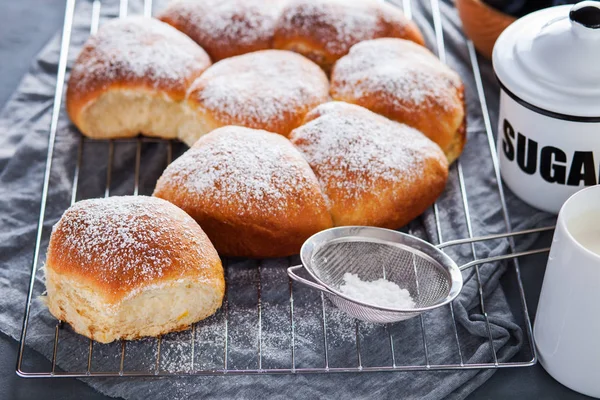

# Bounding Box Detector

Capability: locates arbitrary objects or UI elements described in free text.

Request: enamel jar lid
[493,1,600,120]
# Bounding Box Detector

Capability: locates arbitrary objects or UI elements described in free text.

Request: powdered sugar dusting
[157,126,322,216]
[70,16,210,95]
[160,330,194,373]
[49,196,214,299]
[277,0,394,55]
[152,296,379,374]
[154,261,381,373]
[159,0,284,60]
[188,50,328,132]
[331,38,461,110]
[339,273,415,309]
[290,102,443,198]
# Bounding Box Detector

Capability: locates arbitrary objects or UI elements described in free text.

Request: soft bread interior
[177,104,222,147]
[77,89,185,140]
[45,268,223,343]
[77,88,221,147]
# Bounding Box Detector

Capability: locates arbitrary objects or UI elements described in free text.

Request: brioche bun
[45,196,224,343]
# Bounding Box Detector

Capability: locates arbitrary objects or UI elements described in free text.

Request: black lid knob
[570,1,600,29]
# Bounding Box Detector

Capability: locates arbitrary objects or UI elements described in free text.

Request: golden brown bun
[289,102,449,228]
[45,196,224,343]
[153,126,333,258]
[330,38,466,163]
[273,0,424,72]
[158,0,285,61]
[181,50,329,145]
[66,17,211,140]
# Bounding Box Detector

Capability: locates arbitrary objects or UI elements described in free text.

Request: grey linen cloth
[0,0,556,399]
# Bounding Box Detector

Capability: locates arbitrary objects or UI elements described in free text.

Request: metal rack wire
[16,0,542,377]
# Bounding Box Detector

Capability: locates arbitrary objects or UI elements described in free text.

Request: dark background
[0,0,591,399]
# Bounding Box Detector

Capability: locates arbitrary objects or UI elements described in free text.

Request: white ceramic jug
[535,184,600,398]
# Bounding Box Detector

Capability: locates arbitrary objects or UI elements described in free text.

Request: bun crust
[66,17,211,140]
[181,50,329,145]
[153,126,333,258]
[273,0,424,72]
[289,102,449,228]
[158,0,285,61]
[45,196,224,343]
[330,38,466,163]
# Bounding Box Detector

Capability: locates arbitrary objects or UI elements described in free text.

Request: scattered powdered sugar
[51,196,212,298]
[290,102,442,198]
[339,273,415,309]
[159,126,321,215]
[159,330,195,373]
[160,0,284,60]
[149,299,379,374]
[188,50,328,131]
[147,262,381,373]
[70,16,210,93]
[332,38,461,110]
[277,0,387,55]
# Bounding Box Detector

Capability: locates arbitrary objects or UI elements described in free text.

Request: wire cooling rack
[16,0,542,377]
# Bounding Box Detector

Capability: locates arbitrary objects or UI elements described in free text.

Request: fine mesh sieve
[288,226,552,324]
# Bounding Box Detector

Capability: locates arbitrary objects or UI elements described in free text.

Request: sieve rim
[299,226,464,313]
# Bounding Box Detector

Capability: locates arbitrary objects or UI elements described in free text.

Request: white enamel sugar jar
[493,1,600,214]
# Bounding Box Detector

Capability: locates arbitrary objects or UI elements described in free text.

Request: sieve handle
[436,226,555,249]
[458,247,551,271]
[287,265,333,294]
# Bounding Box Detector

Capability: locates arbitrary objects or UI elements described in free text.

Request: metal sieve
[288,226,552,324]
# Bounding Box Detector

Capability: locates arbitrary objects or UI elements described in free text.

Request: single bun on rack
[66,17,211,140]
[153,126,333,258]
[330,38,466,163]
[45,196,224,344]
[289,102,448,228]
[273,0,424,72]
[180,50,329,145]
[158,0,285,61]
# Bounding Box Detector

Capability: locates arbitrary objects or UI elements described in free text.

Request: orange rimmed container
[455,0,516,59]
